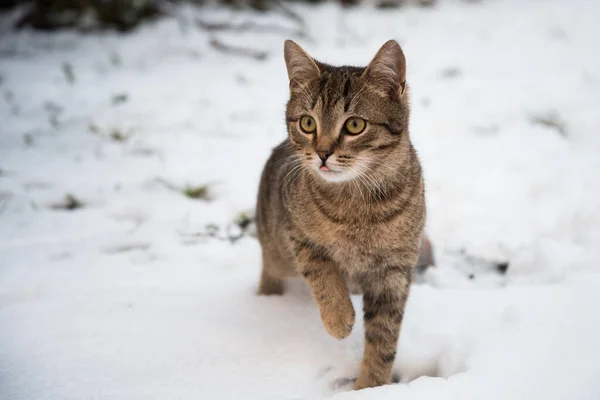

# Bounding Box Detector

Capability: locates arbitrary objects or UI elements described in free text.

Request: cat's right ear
[284,40,320,90]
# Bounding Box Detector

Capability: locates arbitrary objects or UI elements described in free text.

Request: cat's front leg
[354,267,411,390]
[295,245,355,340]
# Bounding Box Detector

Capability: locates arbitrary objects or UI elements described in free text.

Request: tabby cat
[255,40,426,390]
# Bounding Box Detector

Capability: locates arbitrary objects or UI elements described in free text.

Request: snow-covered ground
[1,0,600,398]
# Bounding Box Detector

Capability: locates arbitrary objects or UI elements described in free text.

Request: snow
[1,0,600,399]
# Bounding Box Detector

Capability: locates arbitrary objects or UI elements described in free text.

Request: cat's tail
[416,234,435,272]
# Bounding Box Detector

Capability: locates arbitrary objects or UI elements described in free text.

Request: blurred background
[1,1,599,399]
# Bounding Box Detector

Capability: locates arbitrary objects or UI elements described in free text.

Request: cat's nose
[316,150,332,162]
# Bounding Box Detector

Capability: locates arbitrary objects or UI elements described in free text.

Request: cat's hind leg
[258,255,285,295]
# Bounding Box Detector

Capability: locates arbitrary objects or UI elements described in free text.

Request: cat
[255,39,426,390]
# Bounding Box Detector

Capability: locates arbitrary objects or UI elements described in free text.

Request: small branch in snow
[196,18,307,40]
[102,242,150,254]
[155,177,213,201]
[209,39,268,61]
[456,248,510,275]
[62,62,75,84]
[178,225,245,245]
[530,112,567,137]
[0,198,8,216]
[89,123,134,143]
[3,89,20,115]
[111,93,129,106]
[178,212,255,245]
[49,194,85,211]
[273,1,312,43]
[269,0,309,34]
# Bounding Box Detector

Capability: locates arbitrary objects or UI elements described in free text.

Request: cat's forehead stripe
[316,71,354,117]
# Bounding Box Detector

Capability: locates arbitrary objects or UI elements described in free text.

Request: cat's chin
[315,168,353,183]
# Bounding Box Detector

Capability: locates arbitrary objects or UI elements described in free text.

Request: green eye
[345,117,366,135]
[299,115,317,134]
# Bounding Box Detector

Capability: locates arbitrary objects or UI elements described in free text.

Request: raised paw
[319,297,355,340]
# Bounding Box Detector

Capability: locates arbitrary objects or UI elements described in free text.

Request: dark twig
[155,177,213,201]
[455,248,510,275]
[196,18,307,40]
[50,194,85,211]
[209,39,268,61]
[178,226,244,244]
[178,212,256,245]
[0,197,8,216]
[270,0,305,27]
[530,112,567,137]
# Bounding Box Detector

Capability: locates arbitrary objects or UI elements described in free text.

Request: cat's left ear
[363,40,407,101]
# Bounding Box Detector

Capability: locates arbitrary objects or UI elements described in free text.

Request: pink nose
[316,150,332,162]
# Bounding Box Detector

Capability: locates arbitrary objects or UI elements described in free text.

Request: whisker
[355,164,378,201]
[348,169,367,204]
[281,160,306,190]
[272,153,301,170]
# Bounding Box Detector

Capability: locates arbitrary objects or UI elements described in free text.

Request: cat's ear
[284,40,321,90]
[363,40,407,100]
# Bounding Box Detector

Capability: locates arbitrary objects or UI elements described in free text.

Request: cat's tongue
[319,165,330,172]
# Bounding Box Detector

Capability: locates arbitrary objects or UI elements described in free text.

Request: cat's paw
[257,273,284,295]
[257,283,284,296]
[319,298,355,340]
[353,373,390,390]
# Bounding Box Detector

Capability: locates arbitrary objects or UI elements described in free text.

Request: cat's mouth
[318,163,341,174]
[316,163,347,181]
[309,158,350,182]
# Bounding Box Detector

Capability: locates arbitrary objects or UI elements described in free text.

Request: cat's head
[284,40,411,184]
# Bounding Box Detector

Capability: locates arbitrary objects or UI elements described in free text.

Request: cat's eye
[345,117,366,135]
[299,115,317,134]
